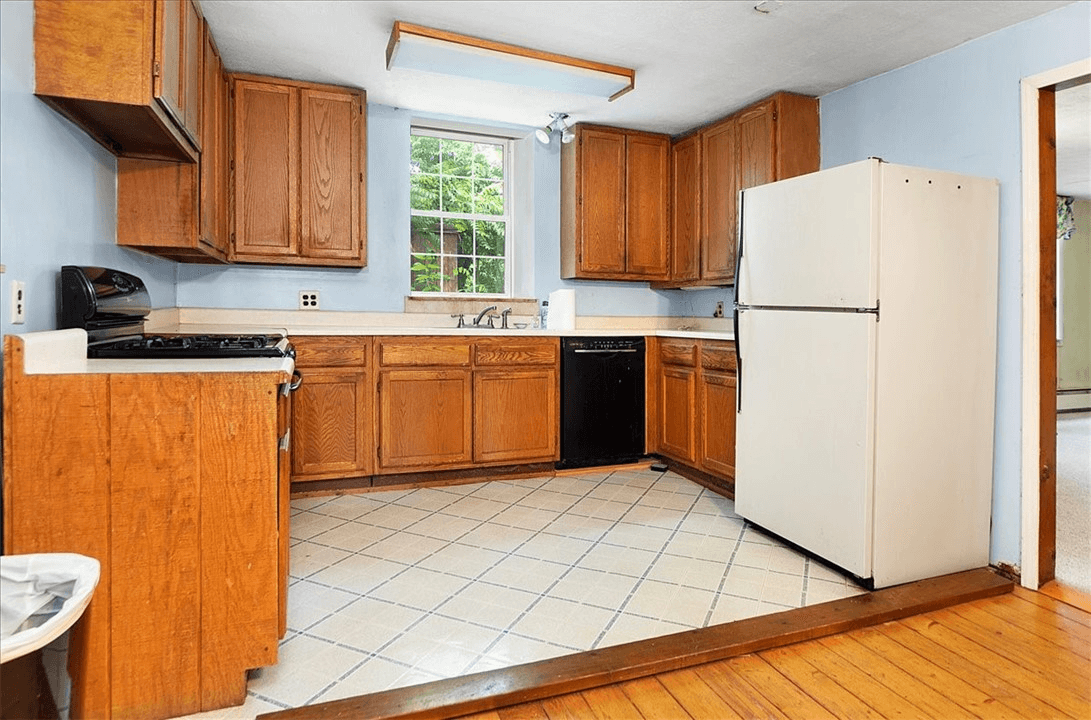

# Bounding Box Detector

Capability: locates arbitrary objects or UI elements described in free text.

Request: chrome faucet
[500,307,512,329]
[473,305,498,327]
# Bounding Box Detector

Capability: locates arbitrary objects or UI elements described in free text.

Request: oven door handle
[282,369,303,396]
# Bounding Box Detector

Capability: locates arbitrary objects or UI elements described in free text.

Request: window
[410,128,512,295]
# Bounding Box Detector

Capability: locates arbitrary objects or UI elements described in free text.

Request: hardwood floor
[456,585,1091,720]
[260,569,1018,720]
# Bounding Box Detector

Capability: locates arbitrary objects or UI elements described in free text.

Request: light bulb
[561,130,575,144]
[535,127,552,144]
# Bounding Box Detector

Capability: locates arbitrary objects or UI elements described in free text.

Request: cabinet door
[659,365,697,463]
[199,24,228,257]
[233,80,298,258]
[154,0,201,145]
[378,369,472,471]
[291,370,371,479]
[736,101,776,193]
[699,370,736,478]
[701,119,737,282]
[671,134,701,282]
[474,368,558,464]
[625,133,669,278]
[300,88,363,261]
[578,128,626,274]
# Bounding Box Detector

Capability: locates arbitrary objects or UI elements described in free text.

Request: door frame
[1019,58,1091,589]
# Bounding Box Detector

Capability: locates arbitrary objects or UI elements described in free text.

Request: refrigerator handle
[734,190,745,301]
[733,307,743,414]
[733,189,744,414]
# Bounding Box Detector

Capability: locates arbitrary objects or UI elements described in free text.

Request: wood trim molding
[1019,58,1091,590]
[258,568,1011,720]
[386,21,635,101]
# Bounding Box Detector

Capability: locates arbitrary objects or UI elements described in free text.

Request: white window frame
[409,126,514,298]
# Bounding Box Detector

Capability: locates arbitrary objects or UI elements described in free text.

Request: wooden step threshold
[259,567,1011,720]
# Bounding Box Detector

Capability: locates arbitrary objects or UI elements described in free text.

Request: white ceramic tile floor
[174,468,865,719]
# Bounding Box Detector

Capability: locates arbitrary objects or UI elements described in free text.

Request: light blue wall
[177,103,698,317]
[820,0,1091,569]
[0,0,177,340]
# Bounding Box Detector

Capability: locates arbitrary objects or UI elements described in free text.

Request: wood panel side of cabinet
[300,88,363,261]
[625,133,669,278]
[198,376,279,710]
[277,385,292,638]
[473,368,558,464]
[181,0,202,142]
[35,0,153,106]
[699,369,737,478]
[671,134,701,282]
[700,118,737,282]
[645,336,661,454]
[378,368,473,472]
[232,79,298,259]
[155,0,183,129]
[291,369,372,479]
[109,374,202,720]
[659,365,698,464]
[2,339,112,720]
[118,156,200,251]
[576,128,626,275]
[772,92,820,181]
[199,22,229,257]
[560,130,578,278]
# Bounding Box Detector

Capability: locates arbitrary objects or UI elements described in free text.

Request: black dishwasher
[558,337,645,469]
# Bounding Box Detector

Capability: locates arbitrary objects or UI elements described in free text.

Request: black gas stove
[88,333,293,359]
[60,266,294,360]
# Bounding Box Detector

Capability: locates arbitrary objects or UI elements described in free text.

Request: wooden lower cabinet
[378,368,473,471]
[373,336,559,476]
[2,337,286,720]
[655,338,737,486]
[699,370,737,477]
[292,371,371,478]
[474,368,557,464]
[290,337,372,482]
[659,365,698,463]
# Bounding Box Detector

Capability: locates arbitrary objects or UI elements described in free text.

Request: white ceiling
[201,0,1086,194]
[1056,82,1091,199]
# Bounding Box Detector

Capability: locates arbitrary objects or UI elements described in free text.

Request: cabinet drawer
[292,337,368,367]
[474,338,558,366]
[379,339,472,367]
[659,339,698,367]
[700,343,737,372]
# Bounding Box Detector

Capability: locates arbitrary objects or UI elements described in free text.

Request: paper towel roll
[547,289,576,330]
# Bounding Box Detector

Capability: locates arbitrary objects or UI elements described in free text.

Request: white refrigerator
[733,158,999,589]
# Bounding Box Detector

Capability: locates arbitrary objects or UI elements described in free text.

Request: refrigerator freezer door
[738,159,879,310]
[735,309,877,578]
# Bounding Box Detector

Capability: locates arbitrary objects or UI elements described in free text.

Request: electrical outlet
[713,301,724,318]
[299,291,320,310]
[10,280,26,324]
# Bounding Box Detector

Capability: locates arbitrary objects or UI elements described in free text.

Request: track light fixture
[536,112,574,145]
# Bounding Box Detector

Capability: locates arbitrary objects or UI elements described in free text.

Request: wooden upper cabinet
[34,0,201,161]
[700,117,738,283]
[198,23,228,257]
[561,125,670,280]
[300,89,365,262]
[656,92,819,288]
[626,133,670,278]
[155,0,202,145]
[116,17,229,263]
[231,75,367,267]
[232,78,298,259]
[670,134,701,282]
[575,128,626,274]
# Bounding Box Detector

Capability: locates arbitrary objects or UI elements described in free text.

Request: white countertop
[15,329,296,377]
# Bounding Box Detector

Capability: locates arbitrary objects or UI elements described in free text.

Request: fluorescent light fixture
[386,21,636,101]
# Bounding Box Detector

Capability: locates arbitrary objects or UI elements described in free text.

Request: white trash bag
[1,553,100,663]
